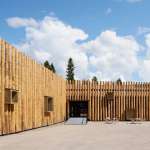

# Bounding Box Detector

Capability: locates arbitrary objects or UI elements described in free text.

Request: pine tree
[44,60,51,70]
[66,58,75,81]
[116,78,122,84]
[50,63,56,73]
[44,61,56,73]
[92,76,98,83]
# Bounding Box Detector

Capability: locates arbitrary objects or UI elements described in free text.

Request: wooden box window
[5,89,18,104]
[44,96,53,112]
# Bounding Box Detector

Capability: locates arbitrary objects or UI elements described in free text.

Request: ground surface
[0,122,150,150]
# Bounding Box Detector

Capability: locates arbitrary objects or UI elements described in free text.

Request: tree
[50,63,56,73]
[44,60,51,70]
[116,78,122,84]
[92,76,98,83]
[66,57,75,81]
[44,61,56,73]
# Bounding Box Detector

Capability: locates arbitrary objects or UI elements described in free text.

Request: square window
[5,89,18,104]
[44,96,53,112]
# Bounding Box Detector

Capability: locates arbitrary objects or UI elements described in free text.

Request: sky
[0,0,150,81]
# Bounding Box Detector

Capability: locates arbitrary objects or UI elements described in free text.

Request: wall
[0,39,66,135]
[67,80,150,121]
[1,38,150,135]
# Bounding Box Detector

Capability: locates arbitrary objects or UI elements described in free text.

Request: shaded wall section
[0,39,66,135]
[66,80,150,121]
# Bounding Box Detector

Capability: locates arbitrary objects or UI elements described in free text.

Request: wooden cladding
[66,80,150,121]
[0,39,66,135]
[1,38,150,135]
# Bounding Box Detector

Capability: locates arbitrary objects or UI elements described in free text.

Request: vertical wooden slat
[0,40,66,135]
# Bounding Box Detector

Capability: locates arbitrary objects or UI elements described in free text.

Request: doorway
[69,101,88,118]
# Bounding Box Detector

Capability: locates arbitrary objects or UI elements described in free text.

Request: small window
[5,89,18,104]
[12,91,18,103]
[44,96,53,112]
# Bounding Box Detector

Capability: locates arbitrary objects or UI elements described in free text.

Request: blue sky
[1,0,150,81]
[1,0,150,42]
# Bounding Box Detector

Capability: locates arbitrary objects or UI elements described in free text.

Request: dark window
[44,96,53,112]
[5,89,18,104]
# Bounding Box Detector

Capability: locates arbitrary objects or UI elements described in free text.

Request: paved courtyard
[0,122,150,150]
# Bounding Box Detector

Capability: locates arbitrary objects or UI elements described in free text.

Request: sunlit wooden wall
[0,39,66,135]
[1,38,150,135]
[67,80,150,121]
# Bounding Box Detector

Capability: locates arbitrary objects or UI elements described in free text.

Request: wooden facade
[0,39,66,135]
[67,80,150,121]
[1,38,150,135]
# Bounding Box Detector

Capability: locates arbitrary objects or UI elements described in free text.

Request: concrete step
[65,117,87,125]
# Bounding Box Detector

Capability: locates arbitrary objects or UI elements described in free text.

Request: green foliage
[44,60,56,73]
[92,76,98,83]
[66,57,75,81]
[44,60,50,69]
[50,63,56,73]
[116,78,122,84]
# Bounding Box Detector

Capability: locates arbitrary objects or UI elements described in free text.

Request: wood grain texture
[1,39,150,135]
[67,80,150,121]
[0,39,66,135]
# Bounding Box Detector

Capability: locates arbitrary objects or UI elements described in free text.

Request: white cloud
[105,8,112,15]
[138,26,150,35]
[139,34,150,81]
[139,60,150,81]
[6,17,38,28]
[83,30,140,80]
[7,16,89,79]
[145,33,150,49]
[6,16,143,81]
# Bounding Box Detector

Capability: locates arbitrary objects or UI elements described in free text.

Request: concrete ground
[0,122,150,150]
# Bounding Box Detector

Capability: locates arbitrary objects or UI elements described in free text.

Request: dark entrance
[69,101,88,118]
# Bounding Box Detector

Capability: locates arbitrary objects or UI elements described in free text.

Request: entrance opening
[69,101,88,118]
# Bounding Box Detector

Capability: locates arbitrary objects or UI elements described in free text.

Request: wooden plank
[0,40,66,135]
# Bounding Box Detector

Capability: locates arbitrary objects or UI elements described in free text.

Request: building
[0,39,66,135]
[67,80,150,121]
[0,39,150,135]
